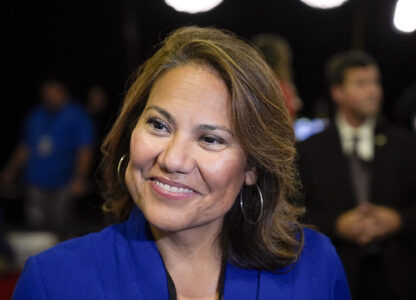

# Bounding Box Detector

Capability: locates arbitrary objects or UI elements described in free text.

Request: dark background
[3,0,415,165]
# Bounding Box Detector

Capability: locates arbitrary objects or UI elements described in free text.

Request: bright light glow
[393,0,416,33]
[165,0,223,14]
[300,0,349,9]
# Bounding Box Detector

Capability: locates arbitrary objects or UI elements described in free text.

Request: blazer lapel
[321,124,355,208]
[258,269,293,299]
[126,209,170,299]
[223,264,259,299]
[371,122,390,204]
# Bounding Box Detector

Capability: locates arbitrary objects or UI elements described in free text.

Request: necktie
[348,136,370,204]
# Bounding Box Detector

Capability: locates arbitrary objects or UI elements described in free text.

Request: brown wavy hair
[100,26,304,271]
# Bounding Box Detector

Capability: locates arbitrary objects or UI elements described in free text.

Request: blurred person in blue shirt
[0,80,94,232]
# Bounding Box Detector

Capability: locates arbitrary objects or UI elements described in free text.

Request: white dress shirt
[335,114,376,161]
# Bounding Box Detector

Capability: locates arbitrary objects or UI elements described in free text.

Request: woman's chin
[145,212,191,234]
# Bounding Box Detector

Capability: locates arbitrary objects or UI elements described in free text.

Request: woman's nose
[157,133,195,174]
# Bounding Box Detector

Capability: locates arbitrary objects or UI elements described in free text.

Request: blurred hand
[335,205,369,243]
[335,203,402,245]
[368,205,402,237]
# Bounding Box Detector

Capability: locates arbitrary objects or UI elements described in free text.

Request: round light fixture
[393,0,416,33]
[164,0,223,14]
[300,0,349,9]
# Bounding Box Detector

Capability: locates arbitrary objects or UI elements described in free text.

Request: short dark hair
[325,50,377,87]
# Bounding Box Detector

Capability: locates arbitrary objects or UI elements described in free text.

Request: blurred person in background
[80,85,113,226]
[86,85,111,145]
[0,80,94,234]
[252,33,302,119]
[394,81,416,136]
[297,50,416,299]
[13,26,350,299]
[85,84,112,189]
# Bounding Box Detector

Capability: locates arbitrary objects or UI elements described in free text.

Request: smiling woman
[13,26,351,299]
[101,27,305,271]
[125,64,255,237]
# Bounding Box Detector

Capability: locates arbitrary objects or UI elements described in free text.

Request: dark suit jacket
[297,120,416,299]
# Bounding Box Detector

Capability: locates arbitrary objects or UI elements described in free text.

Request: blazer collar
[126,208,170,299]
[125,208,291,299]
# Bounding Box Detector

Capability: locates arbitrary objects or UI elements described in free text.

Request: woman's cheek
[125,162,139,202]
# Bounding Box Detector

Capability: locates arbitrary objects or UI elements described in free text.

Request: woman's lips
[153,179,194,193]
[149,177,198,199]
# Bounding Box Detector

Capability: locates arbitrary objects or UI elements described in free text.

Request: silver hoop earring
[117,154,127,183]
[240,183,264,225]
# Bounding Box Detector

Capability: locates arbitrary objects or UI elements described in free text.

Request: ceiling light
[300,0,349,9]
[393,0,416,33]
[164,0,223,14]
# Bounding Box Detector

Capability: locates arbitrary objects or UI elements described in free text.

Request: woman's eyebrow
[197,124,234,136]
[145,105,176,126]
[145,105,233,136]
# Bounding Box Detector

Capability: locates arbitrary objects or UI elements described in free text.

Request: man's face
[332,65,383,119]
[41,83,68,111]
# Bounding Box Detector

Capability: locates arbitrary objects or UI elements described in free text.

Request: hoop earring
[117,154,127,183]
[240,183,264,225]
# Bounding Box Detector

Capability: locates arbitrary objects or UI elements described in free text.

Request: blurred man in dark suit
[297,50,416,300]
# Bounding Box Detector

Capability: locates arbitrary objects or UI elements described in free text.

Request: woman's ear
[244,166,257,186]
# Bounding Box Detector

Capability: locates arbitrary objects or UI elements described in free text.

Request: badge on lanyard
[37,135,54,157]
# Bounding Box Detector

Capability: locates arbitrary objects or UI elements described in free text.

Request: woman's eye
[147,118,168,132]
[201,136,225,145]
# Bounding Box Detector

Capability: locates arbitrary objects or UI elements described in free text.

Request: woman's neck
[151,224,223,299]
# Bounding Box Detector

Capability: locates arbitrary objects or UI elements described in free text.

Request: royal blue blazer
[13,209,351,299]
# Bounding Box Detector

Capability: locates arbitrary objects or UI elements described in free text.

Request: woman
[13,26,350,299]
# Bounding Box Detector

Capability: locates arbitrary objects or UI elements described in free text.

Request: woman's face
[125,64,256,234]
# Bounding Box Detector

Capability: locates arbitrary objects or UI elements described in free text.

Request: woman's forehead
[149,65,229,106]
[143,65,233,130]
